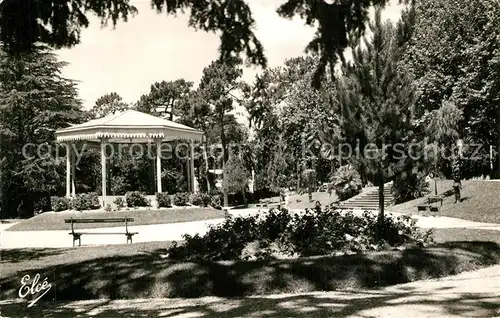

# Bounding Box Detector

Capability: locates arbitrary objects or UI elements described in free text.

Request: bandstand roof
[55,109,203,143]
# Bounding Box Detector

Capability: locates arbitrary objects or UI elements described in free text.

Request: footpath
[1,209,499,248]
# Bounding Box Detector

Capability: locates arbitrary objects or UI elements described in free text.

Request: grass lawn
[391,180,500,224]
[6,207,225,231]
[1,228,499,302]
[431,228,500,245]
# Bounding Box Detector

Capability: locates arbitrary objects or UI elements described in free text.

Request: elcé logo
[18,274,52,308]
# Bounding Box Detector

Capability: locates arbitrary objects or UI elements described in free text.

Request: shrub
[201,193,212,207]
[125,191,148,207]
[110,175,130,195]
[330,165,362,201]
[393,172,430,204]
[355,211,433,250]
[189,193,204,206]
[283,205,433,256]
[167,215,259,261]
[156,192,172,208]
[50,196,70,212]
[166,204,433,261]
[34,196,51,213]
[283,205,351,256]
[257,207,292,242]
[173,192,189,206]
[114,197,125,210]
[71,192,100,211]
[222,155,249,196]
[210,194,222,210]
[208,188,222,196]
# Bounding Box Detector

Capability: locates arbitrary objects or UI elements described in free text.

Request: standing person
[451,151,462,204]
[452,177,462,203]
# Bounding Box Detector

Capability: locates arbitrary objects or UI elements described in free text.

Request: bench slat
[64,218,135,223]
[70,232,138,235]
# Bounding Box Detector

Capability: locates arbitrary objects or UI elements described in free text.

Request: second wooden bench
[65,217,138,247]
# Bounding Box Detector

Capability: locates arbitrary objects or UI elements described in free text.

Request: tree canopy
[403,0,500,176]
[135,79,193,120]
[90,92,129,118]
[0,0,410,87]
[0,45,85,216]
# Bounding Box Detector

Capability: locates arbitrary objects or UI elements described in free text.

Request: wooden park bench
[256,198,271,208]
[417,195,443,213]
[65,217,138,247]
[255,198,286,208]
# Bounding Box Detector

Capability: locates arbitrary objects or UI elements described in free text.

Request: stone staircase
[339,182,394,210]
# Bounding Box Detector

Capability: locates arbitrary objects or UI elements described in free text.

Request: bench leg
[72,235,81,247]
[126,234,133,244]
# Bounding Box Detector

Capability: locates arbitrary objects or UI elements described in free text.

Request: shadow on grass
[0,241,499,306]
[0,248,68,264]
[0,290,498,317]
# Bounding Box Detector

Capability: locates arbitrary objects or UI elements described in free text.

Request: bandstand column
[156,139,162,193]
[66,143,71,198]
[190,140,197,193]
[186,157,191,192]
[101,138,107,207]
[71,145,76,197]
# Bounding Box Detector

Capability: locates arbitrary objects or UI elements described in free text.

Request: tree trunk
[0,159,3,219]
[221,111,229,207]
[242,190,247,207]
[203,138,210,192]
[434,177,438,195]
[497,146,500,179]
[296,162,300,191]
[497,140,500,179]
[376,167,385,242]
[496,109,500,178]
[222,159,229,207]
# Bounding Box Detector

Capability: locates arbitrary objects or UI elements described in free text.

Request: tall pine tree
[335,8,418,238]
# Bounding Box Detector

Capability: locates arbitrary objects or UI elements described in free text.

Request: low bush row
[158,192,215,208]
[50,191,222,212]
[51,193,101,212]
[167,204,433,261]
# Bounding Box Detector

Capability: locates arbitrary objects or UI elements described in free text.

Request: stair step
[339,184,395,208]
[363,191,392,193]
[348,201,393,205]
[339,206,379,210]
[352,196,394,199]
[341,204,391,208]
[363,191,393,194]
[341,204,391,207]
[357,196,394,200]
[351,196,394,199]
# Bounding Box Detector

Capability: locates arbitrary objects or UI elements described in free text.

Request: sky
[57,0,405,111]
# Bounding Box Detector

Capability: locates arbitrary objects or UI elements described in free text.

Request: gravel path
[1,209,499,249]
